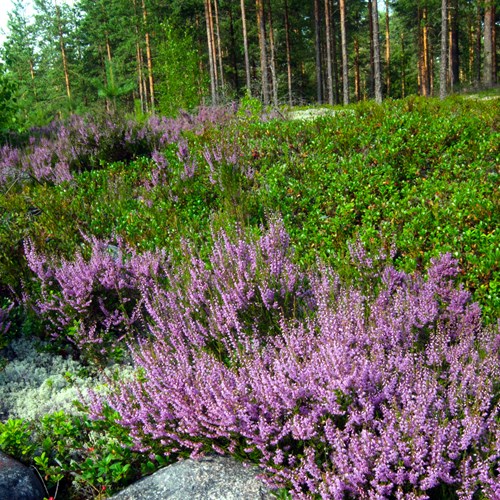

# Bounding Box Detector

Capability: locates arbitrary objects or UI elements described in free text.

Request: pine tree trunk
[204,0,217,104]
[401,33,406,97]
[354,38,360,101]
[29,58,37,100]
[213,0,225,90]
[228,5,240,92]
[284,0,293,105]
[420,7,431,96]
[256,0,270,104]
[314,0,323,103]
[240,0,252,93]
[475,3,481,85]
[429,23,435,94]
[493,5,497,83]
[141,0,155,110]
[468,20,474,84]
[330,0,339,104]
[449,0,459,86]
[368,0,375,97]
[55,4,71,100]
[418,7,423,93]
[339,0,349,104]
[440,0,448,99]
[385,0,391,96]
[372,0,382,103]
[324,0,334,104]
[483,0,495,86]
[105,32,113,113]
[207,0,219,92]
[135,38,146,112]
[131,0,146,112]
[266,0,279,106]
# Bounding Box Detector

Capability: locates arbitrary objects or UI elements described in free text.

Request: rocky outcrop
[0,451,45,500]
[110,455,276,500]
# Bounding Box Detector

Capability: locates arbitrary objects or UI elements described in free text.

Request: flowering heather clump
[0,105,238,188]
[23,235,166,358]
[88,241,500,498]
[0,145,21,186]
[177,140,197,180]
[201,130,254,185]
[139,219,311,358]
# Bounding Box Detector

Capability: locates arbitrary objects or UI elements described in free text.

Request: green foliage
[272,488,293,499]
[251,97,500,321]
[96,61,136,113]
[237,91,264,121]
[155,21,206,116]
[0,407,172,499]
[0,419,36,458]
[0,66,17,132]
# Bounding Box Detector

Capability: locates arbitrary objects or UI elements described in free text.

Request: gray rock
[0,451,45,500]
[110,455,276,500]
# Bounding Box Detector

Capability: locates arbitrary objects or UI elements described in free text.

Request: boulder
[110,455,276,500]
[0,451,45,500]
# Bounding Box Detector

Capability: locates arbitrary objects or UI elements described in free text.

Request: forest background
[0,0,498,132]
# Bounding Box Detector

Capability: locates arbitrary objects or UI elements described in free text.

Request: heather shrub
[23,235,167,362]
[0,105,238,188]
[88,246,500,499]
[140,219,311,361]
[22,219,304,363]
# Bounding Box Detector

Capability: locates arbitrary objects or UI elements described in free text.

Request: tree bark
[339,0,349,104]
[324,0,334,104]
[29,58,37,99]
[439,0,448,99]
[400,33,406,97]
[354,38,360,101]
[228,4,240,93]
[135,38,146,112]
[330,0,339,104]
[55,4,71,100]
[132,0,146,112]
[207,0,219,92]
[493,4,497,84]
[213,0,225,90]
[449,0,459,89]
[475,3,481,85]
[483,0,495,86]
[419,7,431,96]
[372,0,382,103]
[284,0,293,105]
[368,0,375,97]
[204,0,217,104]
[266,0,279,106]
[240,0,252,93]
[102,3,113,113]
[314,0,323,103]
[141,0,154,110]
[385,0,391,96]
[256,0,270,104]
